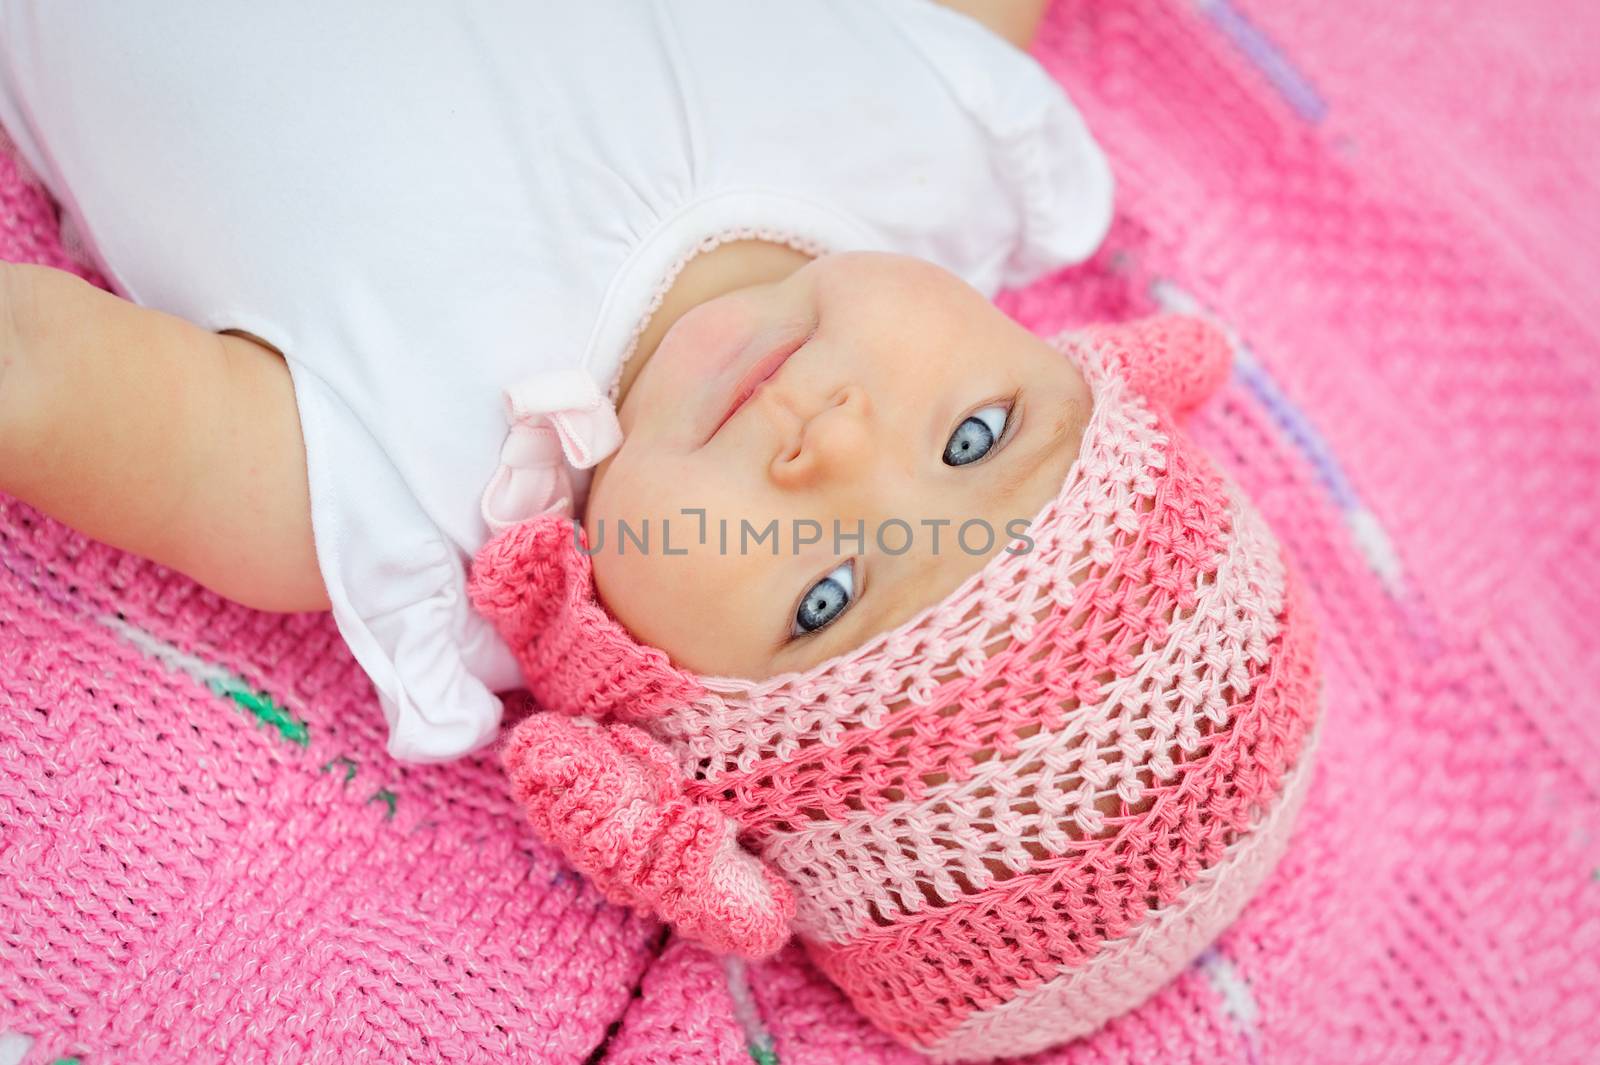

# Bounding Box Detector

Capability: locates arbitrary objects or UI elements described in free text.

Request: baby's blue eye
[793,560,855,636]
[943,404,1010,466]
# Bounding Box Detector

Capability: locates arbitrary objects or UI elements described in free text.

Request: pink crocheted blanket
[3,2,1596,1063]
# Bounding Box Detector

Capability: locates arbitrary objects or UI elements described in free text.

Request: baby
[0,1,1321,1059]
[0,0,1115,763]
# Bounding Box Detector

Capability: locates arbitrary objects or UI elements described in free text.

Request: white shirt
[0,0,1114,762]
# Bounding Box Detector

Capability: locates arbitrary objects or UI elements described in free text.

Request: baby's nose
[768,384,874,490]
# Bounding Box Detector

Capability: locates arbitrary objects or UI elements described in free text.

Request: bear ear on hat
[1089,313,1234,416]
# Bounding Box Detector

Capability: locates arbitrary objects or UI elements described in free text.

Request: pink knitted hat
[466,314,1322,1061]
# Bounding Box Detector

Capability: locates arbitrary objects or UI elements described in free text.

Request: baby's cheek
[586,504,768,676]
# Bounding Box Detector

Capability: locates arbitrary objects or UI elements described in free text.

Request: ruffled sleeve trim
[288,359,521,764]
[882,0,1115,286]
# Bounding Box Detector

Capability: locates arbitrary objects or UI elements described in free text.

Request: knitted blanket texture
[2,1,1597,1063]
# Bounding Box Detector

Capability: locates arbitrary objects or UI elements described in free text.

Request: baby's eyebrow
[994,398,1084,501]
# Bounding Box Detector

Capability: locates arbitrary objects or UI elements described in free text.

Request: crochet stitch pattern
[3,0,1599,1062]
[467,315,1322,1059]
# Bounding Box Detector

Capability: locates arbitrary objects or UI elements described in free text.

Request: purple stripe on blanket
[1195,0,1329,124]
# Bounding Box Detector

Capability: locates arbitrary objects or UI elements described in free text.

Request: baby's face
[584,251,1091,680]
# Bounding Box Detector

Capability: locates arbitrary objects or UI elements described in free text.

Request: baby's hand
[0,262,328,611]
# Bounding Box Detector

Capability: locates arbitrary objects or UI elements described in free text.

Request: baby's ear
[1089,314,1233,417]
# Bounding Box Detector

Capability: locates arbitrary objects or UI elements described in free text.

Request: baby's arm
[928,0,1053,49]
[0,262,329,612]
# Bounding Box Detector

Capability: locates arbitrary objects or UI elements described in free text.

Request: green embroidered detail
[1591,867,1600,883]
[228,687,310,747]
[100,613,309,748]
[321,755,359,783]
[96,614,413,835]
[50,1058,81,1064]
[368,788,398,820]
[747,1044,779,1065]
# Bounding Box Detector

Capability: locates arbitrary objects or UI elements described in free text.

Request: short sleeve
[884,0,1115,288]
[288,360,523,764]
